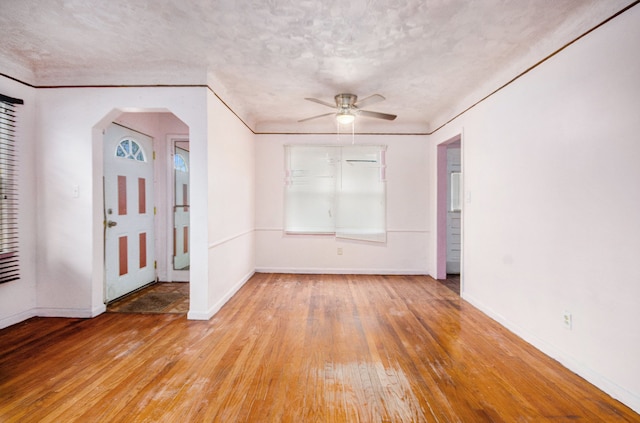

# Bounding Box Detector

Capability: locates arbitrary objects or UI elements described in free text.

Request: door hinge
[154,260,157,269]
[154,206,157,215]
[153,151,156,160]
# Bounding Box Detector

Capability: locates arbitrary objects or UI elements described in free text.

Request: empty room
[1,0,639,421]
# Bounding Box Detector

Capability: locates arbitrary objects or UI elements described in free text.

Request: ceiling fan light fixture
[336,111,355,125]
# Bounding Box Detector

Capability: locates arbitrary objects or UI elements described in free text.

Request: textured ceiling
[0,0,635,133]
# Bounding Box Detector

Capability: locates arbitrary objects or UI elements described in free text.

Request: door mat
[108,285,189,314]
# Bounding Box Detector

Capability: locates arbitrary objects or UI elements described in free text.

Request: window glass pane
[284,144,386,242]
[450,172,462,212]
[336,146,386,242]
[284,146,337,234]
[174,154,188,172]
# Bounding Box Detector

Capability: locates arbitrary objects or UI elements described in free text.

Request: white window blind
[284,144,387,243]
[0,94,23,284]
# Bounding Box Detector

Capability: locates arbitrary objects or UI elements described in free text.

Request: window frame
[0,93,23,284]
[284,144,387,243]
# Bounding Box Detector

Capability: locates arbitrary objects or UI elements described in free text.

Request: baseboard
[187,270,255,320]
[2,303,109,329]
[0,309,37,329]
[254,267,429,275]
[463,292,640,414]
[36,307,97,319]
[92,303,107,317]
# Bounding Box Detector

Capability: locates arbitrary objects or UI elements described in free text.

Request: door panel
[104,123,155,302]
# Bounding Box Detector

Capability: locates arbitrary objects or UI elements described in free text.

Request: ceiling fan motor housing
[335,93,358,110]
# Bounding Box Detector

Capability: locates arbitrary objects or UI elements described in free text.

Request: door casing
[436,134,463,283]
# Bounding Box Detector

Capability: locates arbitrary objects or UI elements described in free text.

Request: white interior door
[173,145,190,270]
[104,123,155,302]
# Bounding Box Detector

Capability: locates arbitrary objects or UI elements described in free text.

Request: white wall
[0,76,37,329]
[430,6,640,412]
[189,90,255,319]
[34,87,208,318]
[0,82,255,326]
[255,133,429,274]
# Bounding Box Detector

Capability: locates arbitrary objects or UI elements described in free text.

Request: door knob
[107,220,117,228]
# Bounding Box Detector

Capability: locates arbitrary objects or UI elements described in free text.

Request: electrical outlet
[562,311,572,330]
[337,247,343,255]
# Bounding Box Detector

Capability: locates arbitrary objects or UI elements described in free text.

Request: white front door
[104,123,155,302]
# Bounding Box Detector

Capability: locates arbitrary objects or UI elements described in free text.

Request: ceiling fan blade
[298,112,335,122]
[354,94,385,109]
[358,110,397,121]
[304,97,336,108]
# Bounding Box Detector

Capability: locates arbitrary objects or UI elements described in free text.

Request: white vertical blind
[284,144,387,242]
[335,145,387,242]
[0,94,22,284]
[284,145,337,234]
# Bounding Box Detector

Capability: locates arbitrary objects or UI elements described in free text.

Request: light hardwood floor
[1,273,638,422]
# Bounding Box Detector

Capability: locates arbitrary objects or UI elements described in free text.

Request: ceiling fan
[299,93,397,124]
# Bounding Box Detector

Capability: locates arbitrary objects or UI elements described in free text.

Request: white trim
[92,304,107,317]
[255,227,429,234]
[187,270,255,320]
[0,310,37,329]
[209,229,254,249]
[387,229,430,234]
[463,292,640,414]
[35,307,98,319]
[254,267,429,275]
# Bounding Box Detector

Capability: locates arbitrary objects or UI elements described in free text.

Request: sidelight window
[174,153,188,172]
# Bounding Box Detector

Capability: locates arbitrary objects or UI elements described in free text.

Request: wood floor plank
[0,273,638,422]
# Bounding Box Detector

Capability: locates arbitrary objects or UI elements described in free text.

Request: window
[284,144,387,243]
[116,138,146,161]
[450,172,462,212]
[0,94,23,284]
[174,153,188,172]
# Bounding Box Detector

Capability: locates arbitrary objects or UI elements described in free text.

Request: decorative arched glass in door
[116,138,146,162]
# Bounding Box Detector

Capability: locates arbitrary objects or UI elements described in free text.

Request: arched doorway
[93,109,190,310]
